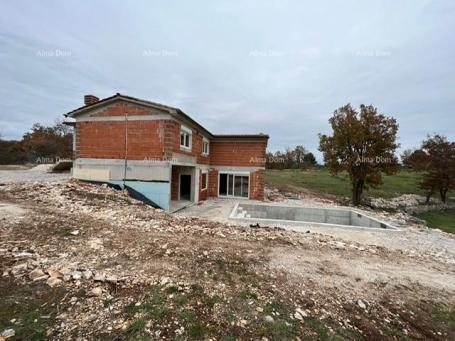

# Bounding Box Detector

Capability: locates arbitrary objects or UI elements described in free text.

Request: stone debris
[29,268,46,281]
[294,307,308,320]
[0,328,15,339]
[264,315,274,323]
[1,180,454,340]
[365,194,455,213]
[46,277,62,287]
[90,287,103,297]
[357,299,367,310]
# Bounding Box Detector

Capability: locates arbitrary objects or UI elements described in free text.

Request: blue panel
[108,180,170,211]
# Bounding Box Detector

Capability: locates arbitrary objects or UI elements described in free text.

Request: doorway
[180,174,191,200]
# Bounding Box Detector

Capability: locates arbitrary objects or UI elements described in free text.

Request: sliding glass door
[219,173,249,198]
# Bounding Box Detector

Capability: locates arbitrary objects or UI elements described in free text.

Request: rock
[82,270,92,280]
[46,277,62,287]
[90,287,103,297]
[70,230,79,235]
[106,275,118,283]
[294,308,308,320]
[29,269,46,280]
[11,263,28,275]
[160,277,170,286]
[1,328,15,339]
[334,241,346,250]
[264,315,274,323]
[94,273,106,282]
[357,299,367,310]
[14,252,34,258]
[71,271,82,280]
[46,270,63,279]
[256,307,264,312]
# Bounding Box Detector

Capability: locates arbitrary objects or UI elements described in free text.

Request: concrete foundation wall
[235,203,397,230]
[73,158,170,182]
[112,180,170,211]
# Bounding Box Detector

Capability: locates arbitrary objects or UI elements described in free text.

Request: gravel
[0,169,70,184]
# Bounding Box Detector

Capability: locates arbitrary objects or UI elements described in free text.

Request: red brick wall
[91,102,161,117]
[171,166,179,200]
[208,170,219,197]
[76,120,166,160]
[165,121,210,164]
[210,141,267,167]
[199,170,208,201]
[249,169,265,200]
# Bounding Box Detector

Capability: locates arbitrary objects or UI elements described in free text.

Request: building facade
[66,93,268,211]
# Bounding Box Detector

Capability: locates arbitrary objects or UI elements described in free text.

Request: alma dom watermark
[36,49,72,57]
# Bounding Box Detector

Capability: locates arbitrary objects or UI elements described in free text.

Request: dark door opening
[180,174,191,200]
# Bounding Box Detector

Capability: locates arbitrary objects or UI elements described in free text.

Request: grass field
[414,209,455,234]
[265,169,426,199]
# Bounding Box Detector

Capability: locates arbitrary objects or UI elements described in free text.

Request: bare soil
[1,180,454,340]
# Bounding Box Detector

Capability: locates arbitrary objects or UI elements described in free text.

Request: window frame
[218,172,250,199]
[180,125,192,151]
[201,171,208,191]
[202,138,210,155]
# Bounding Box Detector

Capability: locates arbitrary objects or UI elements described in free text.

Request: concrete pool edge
[229,202,401,231]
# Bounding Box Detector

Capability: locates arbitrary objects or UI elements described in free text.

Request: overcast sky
[1,0,454,160]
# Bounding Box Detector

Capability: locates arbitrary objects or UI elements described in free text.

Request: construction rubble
[0,180,454,340]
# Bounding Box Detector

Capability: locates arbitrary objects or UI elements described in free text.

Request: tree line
[0,121,73,164]
[265,146,317,169]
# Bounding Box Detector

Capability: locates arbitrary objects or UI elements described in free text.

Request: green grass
[266,168,427,199]
[0,279,66,340]
[414,209,455,234]
[433,306,455,331]
[126,318,146,335]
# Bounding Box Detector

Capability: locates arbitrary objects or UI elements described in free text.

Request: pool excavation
[230,203,399,231]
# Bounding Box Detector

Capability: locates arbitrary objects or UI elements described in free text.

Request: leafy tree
[20,120,73,162]
[319,104,399,205]
[293,145,307,168]
[401,148,428,169]
[408,135,455,203]
[303,152,317,166]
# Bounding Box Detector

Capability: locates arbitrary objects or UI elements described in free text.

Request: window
[201,171,207,190]
[202,138,209,155]
[180,125,192,150]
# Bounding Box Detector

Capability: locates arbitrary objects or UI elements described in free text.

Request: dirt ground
[1,179,454,340]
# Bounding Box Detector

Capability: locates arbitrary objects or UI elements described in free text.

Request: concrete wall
[236,204,395,229]
[73,159,170,182]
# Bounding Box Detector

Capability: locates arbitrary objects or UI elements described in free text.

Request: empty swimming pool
[230,203,398,230]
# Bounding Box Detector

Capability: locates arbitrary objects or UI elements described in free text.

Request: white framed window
[201,171,208,190]
[202,138,209,155]
[218,172,249,198]
[180,125,192,151]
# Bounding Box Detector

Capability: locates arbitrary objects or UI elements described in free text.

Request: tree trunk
[440,188,448,203]
[352,180,364,206]
[425,190,433,204]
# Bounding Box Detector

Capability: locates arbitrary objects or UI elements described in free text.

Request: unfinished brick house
[65,93,268,211]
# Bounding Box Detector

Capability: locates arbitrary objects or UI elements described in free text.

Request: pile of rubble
[365,194,455,213]
[1,180,454,340]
